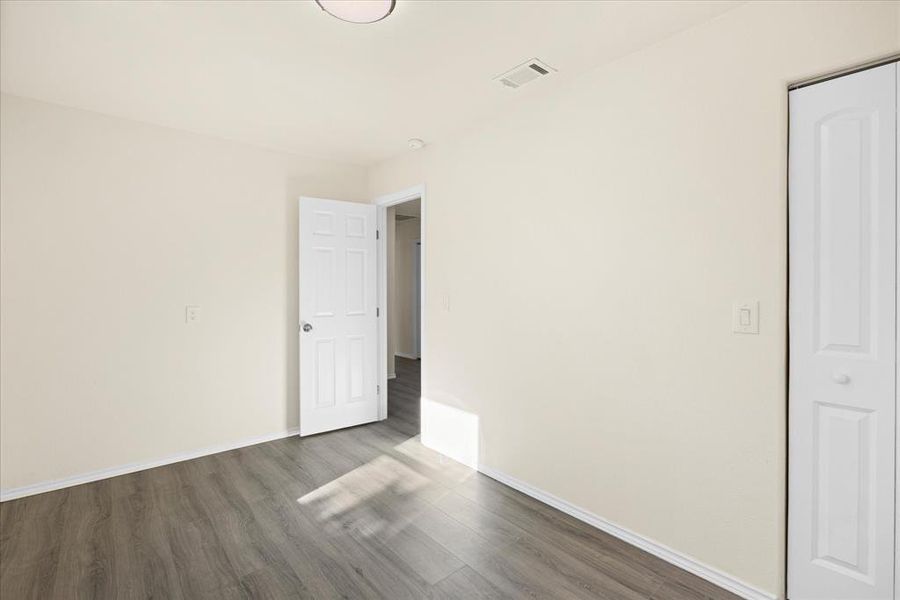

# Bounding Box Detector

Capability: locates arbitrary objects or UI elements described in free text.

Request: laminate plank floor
[1,358,741,599]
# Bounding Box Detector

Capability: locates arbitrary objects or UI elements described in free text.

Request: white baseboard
[394,352,419,360]
[477,464,777,600]
[388,372,397,380]
[0,427,300,502]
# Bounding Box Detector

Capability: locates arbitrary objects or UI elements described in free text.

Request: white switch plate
[185,305,201,324]
[732,300,759,334]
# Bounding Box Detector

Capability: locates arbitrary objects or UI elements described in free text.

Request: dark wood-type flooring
[1,357,740,599]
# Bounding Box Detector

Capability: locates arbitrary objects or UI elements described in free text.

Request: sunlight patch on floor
[392,435,475,485]
[297,453,435,538]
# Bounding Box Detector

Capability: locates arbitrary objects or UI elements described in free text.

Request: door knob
[302,322,313,333]
[832,372,850,385]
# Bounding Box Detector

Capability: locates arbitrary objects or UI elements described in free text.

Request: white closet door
[896,64,899,600]
[788,62,897,600]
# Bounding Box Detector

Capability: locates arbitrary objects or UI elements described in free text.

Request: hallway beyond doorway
[388,356,420,437]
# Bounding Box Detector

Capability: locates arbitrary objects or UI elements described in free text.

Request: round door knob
[302,323,313,332]
[832,372,850,385]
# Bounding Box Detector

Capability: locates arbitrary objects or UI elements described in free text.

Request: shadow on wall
[285,183,300,433]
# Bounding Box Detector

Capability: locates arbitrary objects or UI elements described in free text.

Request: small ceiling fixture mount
[315,0,395,24]
[407,138,425,150]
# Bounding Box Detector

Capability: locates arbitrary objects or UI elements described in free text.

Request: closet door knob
[832,372,850,385]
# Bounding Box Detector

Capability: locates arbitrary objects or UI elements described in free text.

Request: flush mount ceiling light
[407,138,425,150]
[315,0,395,24]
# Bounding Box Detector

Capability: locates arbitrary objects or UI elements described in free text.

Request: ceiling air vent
[495,58,556,89]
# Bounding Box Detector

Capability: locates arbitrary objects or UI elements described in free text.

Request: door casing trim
[373,184,426,420]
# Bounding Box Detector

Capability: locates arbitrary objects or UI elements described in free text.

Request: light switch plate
[732,300,759,334]
[185,305,201,324]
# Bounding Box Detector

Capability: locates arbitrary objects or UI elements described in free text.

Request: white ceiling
[0,1,740,166]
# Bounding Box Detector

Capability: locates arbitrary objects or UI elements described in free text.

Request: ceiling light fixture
[407,138,425,150]
[315,0,395,24]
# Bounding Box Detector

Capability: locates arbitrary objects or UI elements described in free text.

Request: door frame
[374,184,426,421]
[411,239,421,359]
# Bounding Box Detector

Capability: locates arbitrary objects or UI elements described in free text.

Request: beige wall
[368,2,900,597]
[0,94,368,492]
[393,217,420,358]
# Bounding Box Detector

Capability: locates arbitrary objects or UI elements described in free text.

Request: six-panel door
[299,197,378,436]
[788,63,897,600]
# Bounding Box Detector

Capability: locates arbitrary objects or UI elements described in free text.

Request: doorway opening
[375,185,425,437]
[385,199,421,435]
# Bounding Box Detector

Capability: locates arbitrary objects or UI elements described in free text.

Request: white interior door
[299,197,379,436]
[788,63,897,600]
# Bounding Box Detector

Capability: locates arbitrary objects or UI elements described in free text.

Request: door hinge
[377,384,381,395]
[376,229,380,240]
[377,307,380,317]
